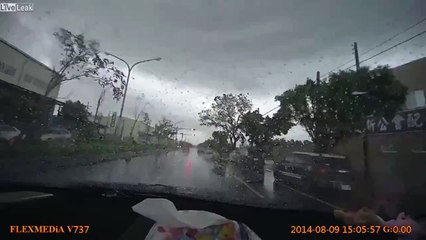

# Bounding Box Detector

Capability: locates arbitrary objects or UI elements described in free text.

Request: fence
[333,131,426,215]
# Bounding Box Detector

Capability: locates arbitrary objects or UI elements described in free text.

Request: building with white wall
[0,38,60,99]
[90,114,153,142]
[392,57,426,110]
[0,38,62,130]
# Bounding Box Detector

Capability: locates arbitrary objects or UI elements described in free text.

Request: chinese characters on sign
[366,108,426,133]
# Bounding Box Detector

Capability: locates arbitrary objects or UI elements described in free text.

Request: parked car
[40,128,72,141]
[234,156,264,183]
[212,164,226,176]
[0,124,25,144]
[273,152,353,191]
[0,124,21,140]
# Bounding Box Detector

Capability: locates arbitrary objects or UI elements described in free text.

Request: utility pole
[353,42,360,72]
[105,52,161,139]
[105,112,112,134]
[316,71,320,85]
[94,89,106,123]
[86,102,92,117]
[172,121,184,142]
[178,132,191,142]
[353,42,373,204]
[314,71,322,150]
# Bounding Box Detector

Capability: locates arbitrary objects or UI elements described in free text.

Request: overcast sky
[1,0,425,144]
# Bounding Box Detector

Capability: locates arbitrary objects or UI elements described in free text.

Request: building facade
[90,114,153,142]
[0,38,62,131]
[392,57,426,110]
[0,38,60,99]
[333,57,426,213]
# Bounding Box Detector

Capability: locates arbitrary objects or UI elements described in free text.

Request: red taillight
[319,168,326,174]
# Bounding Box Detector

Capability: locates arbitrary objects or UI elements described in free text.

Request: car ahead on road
[274,152,353,192]
[40,128,72,141]
[0,124,25,145]
[182,145,190,153]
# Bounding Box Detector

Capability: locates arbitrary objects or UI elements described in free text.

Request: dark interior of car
[0,183,398,240]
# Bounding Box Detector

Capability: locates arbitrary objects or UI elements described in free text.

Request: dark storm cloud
[1,0,426,143]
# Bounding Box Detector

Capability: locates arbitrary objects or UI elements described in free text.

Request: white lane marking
[279,183,342,210]
[233,175,265,199]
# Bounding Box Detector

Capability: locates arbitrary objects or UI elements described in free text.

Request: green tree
[0,90,43,128]
[58,100,95,140]
[153,118,176,140]
[211,130,232,154]
[130,94,150,138]
[275,66,407,152]
[197,139,214,150]
[240,110,265,147]
[198,93,252,150]
[46,28,126,99]
[197,132,231,155]
[240,110,293,160]
[93,89,106,123]
[23,28,126,139]
[142,113,151,128]
[60,101,89,122]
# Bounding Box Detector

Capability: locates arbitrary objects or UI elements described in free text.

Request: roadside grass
[1,140,172,158]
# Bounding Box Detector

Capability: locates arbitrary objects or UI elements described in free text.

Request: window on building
[406,90,425,109]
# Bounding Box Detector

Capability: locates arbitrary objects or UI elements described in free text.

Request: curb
[0,149,170,177]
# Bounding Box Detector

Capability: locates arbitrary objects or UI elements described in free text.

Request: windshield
[1,0,426,216]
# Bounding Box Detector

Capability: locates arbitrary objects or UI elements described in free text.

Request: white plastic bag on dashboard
[132,198,261,240]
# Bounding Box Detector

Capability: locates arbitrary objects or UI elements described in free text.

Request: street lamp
[104,52,161,139]
[171,121,184,141]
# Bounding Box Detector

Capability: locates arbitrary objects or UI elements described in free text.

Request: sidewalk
[0,150,148,179]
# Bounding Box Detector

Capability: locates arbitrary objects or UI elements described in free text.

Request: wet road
[3,148,335,211]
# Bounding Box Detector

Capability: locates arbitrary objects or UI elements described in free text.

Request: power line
[320,16,426,79]
[267,29,426,116]
[361,16,426,57]
[320,58,353,78]
[267,18,426,115]
[344,29,426,70]
[262,105,280,116]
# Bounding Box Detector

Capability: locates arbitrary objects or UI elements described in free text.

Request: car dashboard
[0,183,398,240]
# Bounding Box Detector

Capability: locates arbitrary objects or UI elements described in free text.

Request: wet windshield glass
[1,0,426,215]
